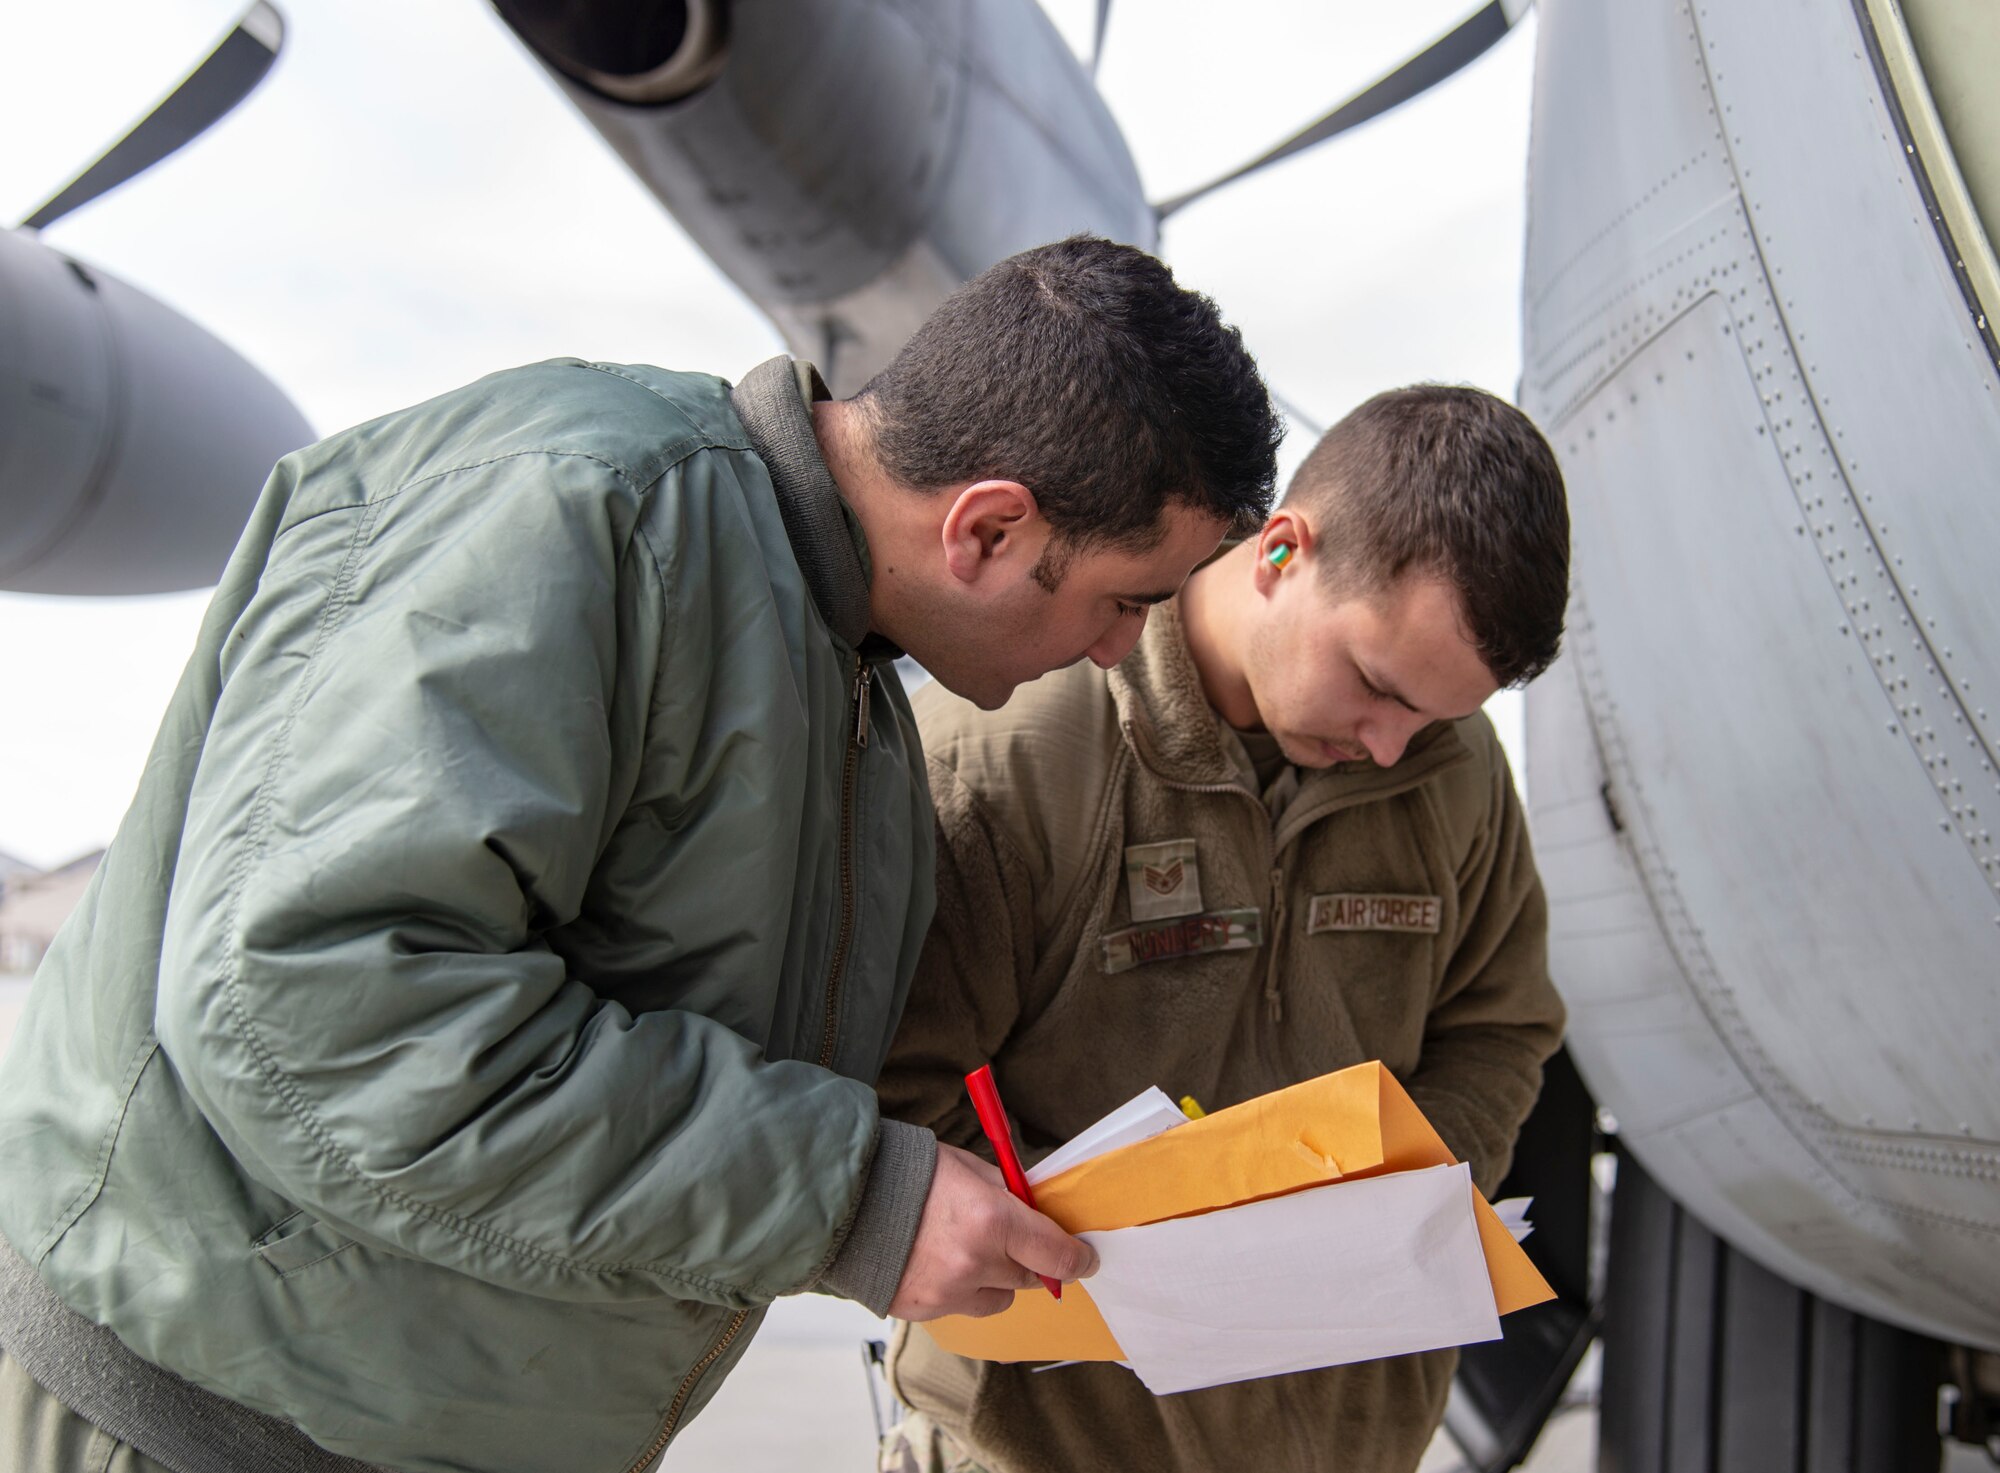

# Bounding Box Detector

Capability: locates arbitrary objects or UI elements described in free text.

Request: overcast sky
[0,0,1536,869]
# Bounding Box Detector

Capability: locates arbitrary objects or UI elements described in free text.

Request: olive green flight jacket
[879,597,1564,1473]
[0,358,936,1473]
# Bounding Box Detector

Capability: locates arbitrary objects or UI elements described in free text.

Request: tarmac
[651,1296,1988,1471]
[662,1290,1600,1471]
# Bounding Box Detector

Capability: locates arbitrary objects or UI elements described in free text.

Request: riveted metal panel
[1558,296,2000,1142]
[1523,0,1740,410]
[1526,0,2000,1351]
[1698,0,2000,891]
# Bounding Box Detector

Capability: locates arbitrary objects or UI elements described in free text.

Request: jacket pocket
[253,1211,357,1278]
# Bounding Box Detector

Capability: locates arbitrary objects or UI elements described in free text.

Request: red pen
[963,1064,1063,1300]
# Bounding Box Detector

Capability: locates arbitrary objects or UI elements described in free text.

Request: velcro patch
[1100,908,1263,975]
[1123,839,1203,921]
[1307,893,1442,935]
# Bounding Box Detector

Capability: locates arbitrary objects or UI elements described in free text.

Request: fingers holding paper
[888,1143,1099,1321]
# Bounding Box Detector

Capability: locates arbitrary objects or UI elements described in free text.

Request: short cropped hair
[859,237,1281,561]
[1291,386,1569,688]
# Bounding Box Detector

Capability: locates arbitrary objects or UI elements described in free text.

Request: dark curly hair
[858,237,1281,573]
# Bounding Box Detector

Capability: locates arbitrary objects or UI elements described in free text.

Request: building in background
[0,850,36,894]
[0,851,101,976]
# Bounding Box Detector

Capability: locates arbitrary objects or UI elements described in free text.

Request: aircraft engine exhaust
[488,0,728,105]
[0,230,312,595]
[487,0,1154,394]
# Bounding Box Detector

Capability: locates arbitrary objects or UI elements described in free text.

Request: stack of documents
[922,1061,1553,1395]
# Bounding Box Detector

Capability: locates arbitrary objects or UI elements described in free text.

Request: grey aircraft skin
[1512,0,1999,1460]
[5,0,1997,1465]
[1520,0,2000,1359]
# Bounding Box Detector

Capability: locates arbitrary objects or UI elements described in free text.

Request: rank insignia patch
[1100,907,1263,975]
[1307,892,1443,935]
[1123,838,1203,921]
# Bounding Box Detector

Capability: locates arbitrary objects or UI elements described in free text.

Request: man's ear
[1253,509,1313,596]
[940,480,1041,587]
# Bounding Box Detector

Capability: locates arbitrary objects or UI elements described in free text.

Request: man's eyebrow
[1359,664,1422,713]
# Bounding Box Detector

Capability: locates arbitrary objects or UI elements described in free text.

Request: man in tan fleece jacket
[876,385,1571,1473]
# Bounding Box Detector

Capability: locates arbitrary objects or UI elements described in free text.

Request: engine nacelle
[0,228,312,594]
[490,0,1155,394]
[1521,0,2000,1353]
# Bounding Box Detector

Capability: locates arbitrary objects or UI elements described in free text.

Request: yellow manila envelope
[923,1060,1554,1365]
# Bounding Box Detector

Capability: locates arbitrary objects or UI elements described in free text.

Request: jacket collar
[730,355,874,650]
[1108,597,1242,787]
[1108,596,1470,822]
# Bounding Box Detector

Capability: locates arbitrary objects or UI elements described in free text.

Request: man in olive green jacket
[0,239,1281,1473]
[879,386,1571,1473]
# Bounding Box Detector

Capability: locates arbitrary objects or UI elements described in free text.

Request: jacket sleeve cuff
[814,1119,937,1316]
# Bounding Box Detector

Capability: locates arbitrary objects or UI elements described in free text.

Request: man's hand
[887,1143,1099,1321]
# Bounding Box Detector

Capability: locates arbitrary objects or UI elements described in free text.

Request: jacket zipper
[625,1306,752,1473]
[821,655,870,1068]
[1121,722,1274,820]
[1263,867,1288,1022]
[852,656,873,752]
[624,656,872,1470]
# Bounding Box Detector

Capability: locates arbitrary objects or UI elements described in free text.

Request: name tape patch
[1307,893,1442,935]
[1100,907,1263,975]
[1123,838,1203,921]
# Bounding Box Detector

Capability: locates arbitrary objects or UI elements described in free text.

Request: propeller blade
[1090,0,1113,79]
[1154,0,1528,221]
[23,1,285,231]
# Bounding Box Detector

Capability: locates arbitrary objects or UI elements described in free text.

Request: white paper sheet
[1494,1195,1534,1243]
[1078,1162,1502,1395]
[1026,1086,1187,1186]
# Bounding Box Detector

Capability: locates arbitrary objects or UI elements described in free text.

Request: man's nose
[1087,610,1147,669]
[1361,718,1417,768]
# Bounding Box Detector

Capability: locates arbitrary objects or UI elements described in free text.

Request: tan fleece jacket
[879,598,1564,1473]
